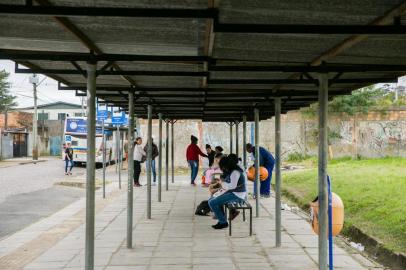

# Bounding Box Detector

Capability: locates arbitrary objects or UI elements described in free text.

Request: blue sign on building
[65,118,103,135]
[111,108,126,125]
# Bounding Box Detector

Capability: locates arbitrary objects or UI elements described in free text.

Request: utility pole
[29,74,39,161]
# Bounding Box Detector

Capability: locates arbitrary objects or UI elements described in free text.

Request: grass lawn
[282,157,406,253]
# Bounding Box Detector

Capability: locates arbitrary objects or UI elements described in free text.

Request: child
[202,153,223,186]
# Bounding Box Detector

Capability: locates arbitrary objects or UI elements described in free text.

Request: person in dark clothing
[144,137,159,184]
[186,135,208,185]
[64,142,74,175]
[206,144,215,167]
[246,143,275,197]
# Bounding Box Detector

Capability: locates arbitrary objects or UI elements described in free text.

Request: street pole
[171,120,174,184]
[158,113,163,202]
[254,108,260,217]
[102,118,106,199]
[147,104,152,219]
[165,119,169,191]
[275,98,282,247]
[243,115,247,168]
[127,90,135,249]
[318,73,329,270]
[29,74,39,161]
[85,62,96,270]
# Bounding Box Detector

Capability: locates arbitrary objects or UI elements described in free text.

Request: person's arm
[65,149,70,160]
[197,146,208,158]
[140,145,147,156]
[223,170,240,190]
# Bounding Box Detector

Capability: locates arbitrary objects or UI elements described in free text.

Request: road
[0,158,87,239]
[0,157,86,203]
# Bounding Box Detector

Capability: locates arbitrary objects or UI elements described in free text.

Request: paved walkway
[0,174,383,270]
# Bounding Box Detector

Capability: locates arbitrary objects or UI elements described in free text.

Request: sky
[0,60,82,108]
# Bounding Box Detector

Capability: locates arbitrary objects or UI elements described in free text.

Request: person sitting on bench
[208,154,247,230]
[202,153,224,186]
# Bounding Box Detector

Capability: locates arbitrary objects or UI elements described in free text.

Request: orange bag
[247,166,268,182]
[310,193,344,236]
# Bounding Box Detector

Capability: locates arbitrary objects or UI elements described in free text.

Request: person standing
[133,137,146,187]
[245,143,275,198]
[144,137,159,185]
[123,139,128,170]
[206,144,215,167]
[186,135,208,186]
[64,142,74,175]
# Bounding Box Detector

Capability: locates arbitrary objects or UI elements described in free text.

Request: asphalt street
[0,158,87,240]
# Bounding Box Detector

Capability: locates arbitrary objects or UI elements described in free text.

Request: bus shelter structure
[0,1,405,269]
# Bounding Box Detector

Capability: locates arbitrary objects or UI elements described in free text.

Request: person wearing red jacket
[186,135,208,185]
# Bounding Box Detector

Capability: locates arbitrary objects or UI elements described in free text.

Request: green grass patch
[282,157,406,253]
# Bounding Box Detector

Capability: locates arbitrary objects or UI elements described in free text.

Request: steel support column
[171,120,175,183]
[242,115,247,168]
[102,119,106,198]
[85,62,96,270]
[254,108,260,217]
[117,125,121,189]
[165,119,169,191]
[318,73,329,270]
[235,121,239,158]
[275,98,282,247]
[158,113,163,202]
[127,91,135,249]
[147,105,153,219]
[229,122,233,153]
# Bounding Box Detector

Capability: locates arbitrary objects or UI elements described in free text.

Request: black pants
[134,160,141,184]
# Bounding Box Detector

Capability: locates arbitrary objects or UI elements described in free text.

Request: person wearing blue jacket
[246,143,275,198]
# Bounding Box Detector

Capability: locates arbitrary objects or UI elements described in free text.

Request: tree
[0,70,17,113]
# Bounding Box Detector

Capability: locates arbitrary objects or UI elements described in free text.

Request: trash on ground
[350,242,365,252]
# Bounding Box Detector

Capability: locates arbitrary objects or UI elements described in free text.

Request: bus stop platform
[0,175,383,270]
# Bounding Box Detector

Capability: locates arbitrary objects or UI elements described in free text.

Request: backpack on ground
[195,200,211,216]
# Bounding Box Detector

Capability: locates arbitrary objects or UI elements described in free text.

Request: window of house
[58,113,66,120]
[38,112,49,121]
[74,112,84,117]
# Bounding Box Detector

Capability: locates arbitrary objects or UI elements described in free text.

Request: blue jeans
[188,160,199,184]
[65,159,73,173]
[146,159,156,182]
[208,192,244,224]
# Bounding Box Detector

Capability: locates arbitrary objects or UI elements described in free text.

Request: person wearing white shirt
[133,137,146,187]
[208,154,247,229]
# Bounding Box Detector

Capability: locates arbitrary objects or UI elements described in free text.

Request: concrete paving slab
[1,175,383,269]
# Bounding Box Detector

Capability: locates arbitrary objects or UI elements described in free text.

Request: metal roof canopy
[0,1,405,122]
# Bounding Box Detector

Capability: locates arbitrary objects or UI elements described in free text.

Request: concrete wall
[136,108,406,166]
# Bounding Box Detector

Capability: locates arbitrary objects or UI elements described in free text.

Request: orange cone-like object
[247,166,269,182]
[310,193,344,236]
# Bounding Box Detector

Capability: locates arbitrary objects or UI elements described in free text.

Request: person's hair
[191,135,198,144]
[205,144,211,149]
[246,143,253,149]
[136,137,142,141]
[219,153,239,173]
[215,146,223,152]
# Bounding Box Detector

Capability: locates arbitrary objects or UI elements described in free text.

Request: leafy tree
[0,70,17,113]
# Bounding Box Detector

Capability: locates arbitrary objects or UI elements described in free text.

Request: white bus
[63,117,118,166]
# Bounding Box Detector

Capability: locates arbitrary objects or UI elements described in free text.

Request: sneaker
[212,222,228,229]
[65,173,68,175]
[69,172,72,175]
[191,183,196,186]
[229,210,240,221]
[134,183,142,187]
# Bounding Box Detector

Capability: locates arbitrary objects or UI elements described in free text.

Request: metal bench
[224,200,252,236]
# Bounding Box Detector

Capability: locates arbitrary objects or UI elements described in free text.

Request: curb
[281,187,406,270]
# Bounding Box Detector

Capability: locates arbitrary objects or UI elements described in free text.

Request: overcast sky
[0,60,82,108]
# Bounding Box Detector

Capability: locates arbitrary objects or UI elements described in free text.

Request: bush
[287,152,311,162]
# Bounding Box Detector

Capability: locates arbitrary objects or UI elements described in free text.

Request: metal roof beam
[0,4,217,18]
[209,78,396,85]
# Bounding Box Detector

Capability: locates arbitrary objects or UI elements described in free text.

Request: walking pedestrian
[64,142,74,175]
[144,137,159,185]
[133,137,146,187]
[186,135,208,186]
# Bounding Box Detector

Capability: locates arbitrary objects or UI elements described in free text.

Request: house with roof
[18,101,85,121]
